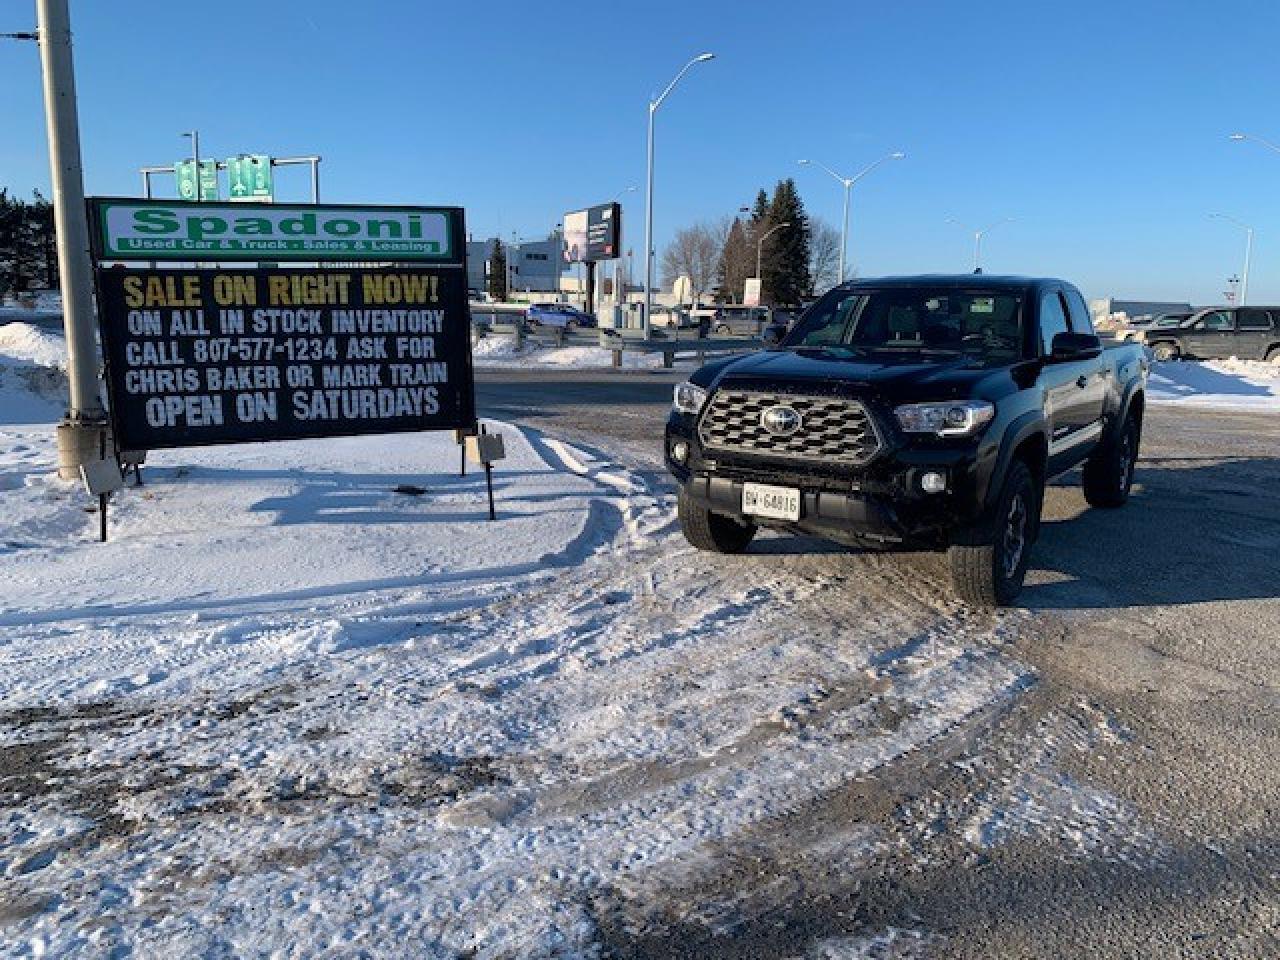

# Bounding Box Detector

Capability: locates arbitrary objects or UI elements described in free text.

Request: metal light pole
[35,0,109,478]
[756,221,790,281]
[642,52,715,339]
[798,151,904,283]
[1210,213,1253,306]
[946,217,1015,271]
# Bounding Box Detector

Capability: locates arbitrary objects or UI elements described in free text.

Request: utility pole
[36,0,109,479]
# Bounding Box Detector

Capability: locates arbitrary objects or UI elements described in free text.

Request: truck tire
[1082,413,1138,508]
[948,460,1039,607]
[1151,342,1179,362]
[677,489,756,553]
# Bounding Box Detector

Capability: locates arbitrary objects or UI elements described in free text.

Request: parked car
[649,307,699,330]
[689,305,773,337]
[1114,311,1192,342]
[1137,306,1280,362]
[526,302,596,329]
[665,275,1149,606]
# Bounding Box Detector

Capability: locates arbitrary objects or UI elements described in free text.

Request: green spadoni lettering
[132,209,180,234]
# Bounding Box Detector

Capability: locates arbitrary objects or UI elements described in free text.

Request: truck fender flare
[1117,380,1145,434]
[984,412,1049,513]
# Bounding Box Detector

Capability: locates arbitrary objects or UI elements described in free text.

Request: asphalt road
[477,367,1280,959]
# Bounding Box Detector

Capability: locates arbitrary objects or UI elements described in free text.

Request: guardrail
[469,313,762,368]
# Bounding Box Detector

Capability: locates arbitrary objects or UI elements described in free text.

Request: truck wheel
[715,324,732,336]
[677,489,756,553]
[1082,413,1138,509]
[948,460,1039,607]
[1151,342,1179,362]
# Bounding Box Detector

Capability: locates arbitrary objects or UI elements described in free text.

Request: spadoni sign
[90,198,458,262]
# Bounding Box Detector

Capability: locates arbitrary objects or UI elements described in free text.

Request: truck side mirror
[1049,331,1102,362]
[763,324,787,346]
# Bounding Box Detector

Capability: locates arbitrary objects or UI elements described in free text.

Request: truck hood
[708,347,1005,401]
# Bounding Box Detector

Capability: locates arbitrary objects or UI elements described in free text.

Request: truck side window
[1200,310,1234,331]
[1064,289,1095,336]
[1239,308,1272,330]
[1039,292,1070,356]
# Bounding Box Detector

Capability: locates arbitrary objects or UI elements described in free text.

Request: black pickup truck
[665,275,1149,606]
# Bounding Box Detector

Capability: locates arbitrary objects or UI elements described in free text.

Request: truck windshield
[785,289,1026,363]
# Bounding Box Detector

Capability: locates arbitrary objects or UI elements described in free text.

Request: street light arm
[848,150,905,186]
[976,217,1015,237]
[799,158,849,185]
[1209,212,1251,231]
[1231,132,1280,156]
[652,53,714,111]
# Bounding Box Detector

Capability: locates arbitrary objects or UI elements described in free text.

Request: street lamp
[756,221,790,281]
[946,217,1015,272]
[181,130,200,200]
[643,52,715,338]
[612,185,638,203]
[1209,213,1254,306]
[798,151,905,283]
[1228,131,1280,156]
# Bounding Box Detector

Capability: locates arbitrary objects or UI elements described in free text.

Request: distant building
[465,236,563,295]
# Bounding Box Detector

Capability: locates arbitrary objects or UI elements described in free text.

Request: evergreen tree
[716,217,752,303]
[487,239,508,300]
[751,189,769,225]
[0,189,57,295]
[762,179,811,307]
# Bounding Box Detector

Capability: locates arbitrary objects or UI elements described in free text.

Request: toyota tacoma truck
[664,275,1149,606]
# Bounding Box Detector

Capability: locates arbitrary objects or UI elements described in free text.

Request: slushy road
[477,366,1280,959]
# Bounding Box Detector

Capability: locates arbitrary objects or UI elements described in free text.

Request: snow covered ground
[1146,357,1280,412]
[0,321,1156,958]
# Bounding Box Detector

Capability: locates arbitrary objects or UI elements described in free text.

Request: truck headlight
[673,381,709,415]
[894,401,995,437]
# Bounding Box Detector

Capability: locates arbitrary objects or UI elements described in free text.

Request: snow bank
[0,321,69,424]
[472,333,692,370]
[1147,357,1280,412]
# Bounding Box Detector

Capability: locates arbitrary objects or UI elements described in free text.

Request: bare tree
[808,218,842,295]
[661,221,726,306]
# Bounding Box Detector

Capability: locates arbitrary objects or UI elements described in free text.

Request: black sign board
[562,202,621,262]
[94,267,476,451]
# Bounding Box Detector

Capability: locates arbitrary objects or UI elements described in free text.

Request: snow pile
[472,333,690,370]
[1147,357,1280,412]
[0,321,69,424]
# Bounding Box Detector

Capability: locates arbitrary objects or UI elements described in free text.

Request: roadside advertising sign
[562,202,621,262]
[226,154,274,202]
[93,266,476,451]
[743,277,762,307]
[89,199,462,264]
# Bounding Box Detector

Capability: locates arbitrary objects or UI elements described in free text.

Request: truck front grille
[698,390,883,466]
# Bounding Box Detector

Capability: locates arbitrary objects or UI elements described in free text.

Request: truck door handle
[1076,375,1088,389]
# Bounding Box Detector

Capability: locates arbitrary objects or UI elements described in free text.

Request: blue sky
[3,0,1280,304]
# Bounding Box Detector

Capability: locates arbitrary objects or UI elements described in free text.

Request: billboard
[94,267,475,451]
[89,199,463,264]
[562,202,621,263]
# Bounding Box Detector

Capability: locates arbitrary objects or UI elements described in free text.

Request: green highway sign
[89,198,465,263]
[227,154,273,202]
[175,159,218,201]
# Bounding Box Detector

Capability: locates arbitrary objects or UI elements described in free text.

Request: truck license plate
[742,483,801,521]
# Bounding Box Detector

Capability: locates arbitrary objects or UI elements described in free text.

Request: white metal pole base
[55,417,111,482]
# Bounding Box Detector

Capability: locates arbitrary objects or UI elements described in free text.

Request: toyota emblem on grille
[760,404,802,436]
